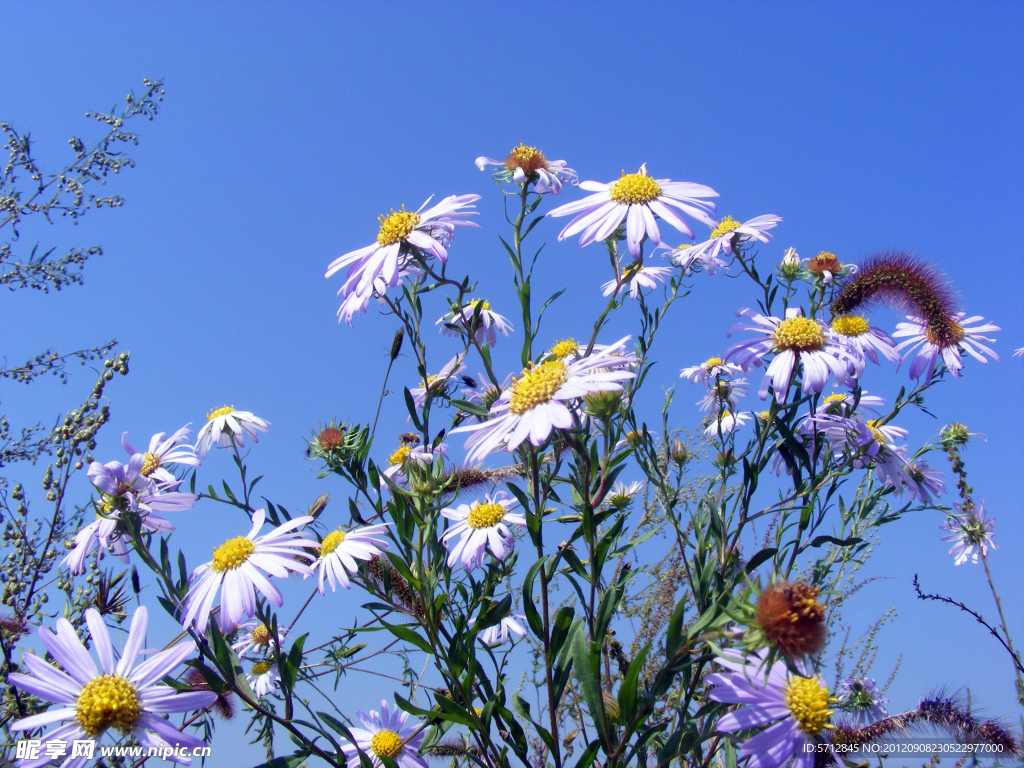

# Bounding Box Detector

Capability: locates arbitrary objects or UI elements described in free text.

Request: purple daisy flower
[121,424,199,490]
[195,406,271,459]
[10,607,216,766]
[440,492,526,570]
[940,500,996,565]
[829,315,901,376]
[325,194,480,324]
[836,677,889,727]
[408,352,467,410]
[547,164,718,257]
[181,509,317,633]
[231,620,288,660]
[706,650,835,768]
[436,299,514,346]
[313,523,391,594]
[680,356,744,384]
[893,313,1000,380]
[672,214,781,274]
[341,699,427,768]
[725,308,854,403]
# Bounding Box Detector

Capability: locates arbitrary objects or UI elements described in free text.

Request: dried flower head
[755,581,827,658]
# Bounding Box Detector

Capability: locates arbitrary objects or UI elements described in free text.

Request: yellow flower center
[831,315,870,337]
[251,624,271,645]
[140,452,161,477]
[709,215,742,240]
[702,356,725,371]
[388,444,412,467]
[784,676,835,735]
[758,410,772,421]
[207,405,235,420]
[867,419,887,445]
[624,430,641,446]
[504,144,548,174]
[211,536,256,572]
[467,502,507,529]
[75,674,142,737]
[550,339,579,359]
[319,528,347,556]
[823,393,847,407]
[622,262,643,280]
[469,298,491,311]
[251,661,272,675]
[608,170,662,205]
[509,361,568,415]
[773,317,825,352]
[376,207,421,247]
[370,729,404,758]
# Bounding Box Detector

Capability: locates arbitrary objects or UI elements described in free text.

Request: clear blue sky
[2,3,1022,764]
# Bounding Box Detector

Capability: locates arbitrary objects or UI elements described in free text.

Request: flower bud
[670,439,690,466]
[602,691,620,722]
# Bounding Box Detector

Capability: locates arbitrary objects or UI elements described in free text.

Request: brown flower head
[755,581,826,658]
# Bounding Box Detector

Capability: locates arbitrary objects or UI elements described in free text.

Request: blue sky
[2,2,1022,764]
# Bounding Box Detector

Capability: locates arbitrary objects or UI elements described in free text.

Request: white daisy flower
[475,144,576,194]
[698,377,749,414]
[325,194,480,324]
[810,413,916,493]
[548,164,718,257]
[341,699,427,768]
[182,509,317,633]
[476,612,527,645]
[246,661,281,698]
[680,356,744,384]
[725,308,855,403]
[9,607,216,764]
[601,262,673,300]
[893,313,1000,380]
[704,411,751,438]
[451,337,637,464]
[381,439,448,487]
[314,523,390,594]
[195,406,271,459]
[121,424,199,489]
[441,492,526,570]
[436,298,514,346]
[673,214,781,275]
[232,620,287,660]
[605,480,644,510]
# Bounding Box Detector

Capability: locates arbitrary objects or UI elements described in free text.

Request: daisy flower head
[661,241,728,276]
[601,261,673,300]
[829,314,901,372]
[680,356,744,385]
[9,606,216,764]
[182,509,317,634]
[121,424,199,489]
[451,337,637,464]
[703,410,751,438]
[476,612,527,646]
[246,661,280,698]
[806,251,855,284]
[64,456,197,574]
[342,699,427,768]
[706,650,835,768]
[325,194,480,323]
[440,492,526,570]
[836,677,889,727]
[314,523,391,594]
[409,352,467,410]
[893,313,1000,380]
[381,436,448,487]
[232,620,287,660]
[475,144,576,194]
[547,164,718,257]
[811,413,916,493]
[904,460,945,504]
[195,406,271,459]
[725,308,855,404]
[673,214,781,275]
[940,500,996,566]
[605,480,643,510]
[437,298,514,346]
[698,377,749,414]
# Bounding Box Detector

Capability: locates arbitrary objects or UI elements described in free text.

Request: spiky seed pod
[756,581,826,658]
[829,250,962,347]
[366,554,424,619]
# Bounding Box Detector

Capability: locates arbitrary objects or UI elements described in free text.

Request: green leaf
[618,643,650,719]
[571,627,609,752]
[449,398,489,417]
[547,606,575,665]
[808,535,863,548]
[253,753,311,768]
[378,619,434,655]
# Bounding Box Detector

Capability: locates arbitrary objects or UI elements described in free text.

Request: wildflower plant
[5,135,1022,768]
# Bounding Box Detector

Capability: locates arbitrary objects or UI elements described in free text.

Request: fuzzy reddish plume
[755,580,826,658]
[830,251,964,348]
